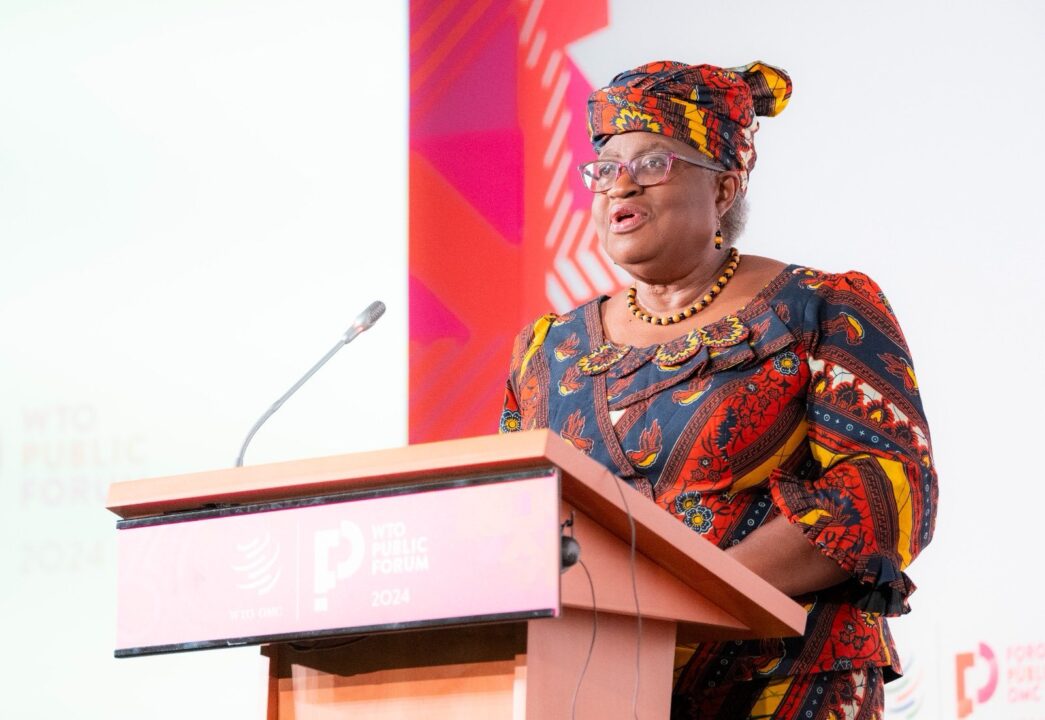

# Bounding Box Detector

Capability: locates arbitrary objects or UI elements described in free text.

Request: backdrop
[2,1,1043,717]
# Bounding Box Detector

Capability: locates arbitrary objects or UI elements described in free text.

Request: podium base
[264,610,673,719]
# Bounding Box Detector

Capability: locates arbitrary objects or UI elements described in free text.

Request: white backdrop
[0,1,407,717]
[1,1,1042,718]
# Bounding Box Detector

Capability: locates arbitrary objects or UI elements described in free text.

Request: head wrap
[586,60,792,192]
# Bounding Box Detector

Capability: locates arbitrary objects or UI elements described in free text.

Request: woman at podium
[500,60,937,719]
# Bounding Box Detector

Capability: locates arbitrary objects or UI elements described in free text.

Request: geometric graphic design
[515,1,627,315]
[955,643,998,718]
[409,0,617,443]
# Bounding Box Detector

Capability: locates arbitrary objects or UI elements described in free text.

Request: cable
[611,475,642,720]
[570,559,598,720]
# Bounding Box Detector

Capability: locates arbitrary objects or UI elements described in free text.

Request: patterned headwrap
[586,60,792,192]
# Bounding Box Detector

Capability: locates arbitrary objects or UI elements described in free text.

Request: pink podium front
[107,430,805,719]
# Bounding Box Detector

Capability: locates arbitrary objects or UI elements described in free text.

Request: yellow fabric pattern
[669,98,715,162]
[799,507,832,525]
[807,440,916,569]
[750,675,797,716]
[731,421,809,492]
[734,61,792,117]
[875,455,915,569]
[519,313,557,377]
[809,439,861,471]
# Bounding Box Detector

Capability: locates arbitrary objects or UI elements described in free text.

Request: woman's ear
[715,171,742,216]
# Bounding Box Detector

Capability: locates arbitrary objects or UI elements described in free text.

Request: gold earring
[714,227,724,250]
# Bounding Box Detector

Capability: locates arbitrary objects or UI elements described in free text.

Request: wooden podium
[107,430,805,719]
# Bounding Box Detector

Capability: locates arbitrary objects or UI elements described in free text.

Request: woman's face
[591,132,735,285]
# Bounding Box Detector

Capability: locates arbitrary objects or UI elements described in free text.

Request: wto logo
[313,521,365,612]
[885,653,924,719]
[956,643,998,718]
[232,533,282,596]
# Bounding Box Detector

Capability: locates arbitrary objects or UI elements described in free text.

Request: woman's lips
[609,203,648,233]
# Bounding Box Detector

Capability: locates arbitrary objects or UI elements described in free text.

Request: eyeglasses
[577,151,723,193]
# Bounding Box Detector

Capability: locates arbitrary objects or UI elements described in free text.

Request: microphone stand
[234,301,385,467]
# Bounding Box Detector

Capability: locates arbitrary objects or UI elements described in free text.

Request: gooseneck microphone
[234,301,386,467]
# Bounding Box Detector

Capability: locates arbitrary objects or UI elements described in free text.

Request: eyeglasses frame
[577,151,726,193]
[576,150,723,193]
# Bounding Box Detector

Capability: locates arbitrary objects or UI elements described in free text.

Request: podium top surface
[107,431,590,519]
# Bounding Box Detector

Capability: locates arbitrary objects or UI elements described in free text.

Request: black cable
[570,558,598,720]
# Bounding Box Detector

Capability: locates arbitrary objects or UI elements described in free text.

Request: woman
[500,61,937,718]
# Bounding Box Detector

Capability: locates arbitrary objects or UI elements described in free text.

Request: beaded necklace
[626,248,741,326]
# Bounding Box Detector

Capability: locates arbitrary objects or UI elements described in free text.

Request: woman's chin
[605,256,647,278]
[604,241,655,270]
[608,252,678,279]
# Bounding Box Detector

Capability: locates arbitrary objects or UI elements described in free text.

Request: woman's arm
[761,270,937,615]
[725,514,849,596]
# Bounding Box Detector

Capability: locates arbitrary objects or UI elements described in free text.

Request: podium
[107,430,805,718]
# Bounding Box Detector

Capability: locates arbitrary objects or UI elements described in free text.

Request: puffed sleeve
[769,271,938,616]
[499,313,557,434]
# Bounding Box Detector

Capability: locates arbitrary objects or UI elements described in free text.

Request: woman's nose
[607,166,641,197]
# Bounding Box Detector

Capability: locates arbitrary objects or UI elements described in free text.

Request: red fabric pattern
[501,266,937,684]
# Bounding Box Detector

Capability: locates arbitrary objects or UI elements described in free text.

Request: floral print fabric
[500,266,938,683]
[586,60,793,192]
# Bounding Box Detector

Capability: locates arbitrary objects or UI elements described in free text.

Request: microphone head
[345,300,386,340]
[357,300,386,329]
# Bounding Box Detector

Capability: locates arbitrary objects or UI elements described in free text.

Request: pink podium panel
[115,472,561,656]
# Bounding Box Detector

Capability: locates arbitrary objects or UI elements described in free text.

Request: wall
[0,1,407,717]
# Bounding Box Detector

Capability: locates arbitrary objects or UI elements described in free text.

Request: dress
[499,265,938,714]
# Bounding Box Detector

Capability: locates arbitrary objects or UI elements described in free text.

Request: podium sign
[115,470,561,657]
[109,432,807,717]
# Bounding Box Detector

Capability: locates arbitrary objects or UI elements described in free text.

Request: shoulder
[790,267,891,302]
[785,267,898,323]
[774,266,914,358]
[509,299,599,377]
[511,300,596,347]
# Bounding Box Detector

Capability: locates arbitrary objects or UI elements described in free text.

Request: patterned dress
[500,266,937,716]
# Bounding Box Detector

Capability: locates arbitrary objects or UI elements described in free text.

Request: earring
[714,227,724,250]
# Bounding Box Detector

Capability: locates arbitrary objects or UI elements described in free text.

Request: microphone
[342,300,386,343]
[234,301,386,467]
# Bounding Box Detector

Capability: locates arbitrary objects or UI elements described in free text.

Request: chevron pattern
[515,0,625,315]
[409,0,613,443]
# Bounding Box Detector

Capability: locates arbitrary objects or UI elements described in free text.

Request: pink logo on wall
[956,643,998,717]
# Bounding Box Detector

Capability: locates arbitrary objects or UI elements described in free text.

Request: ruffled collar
[577,314,754,375]
[575,267,797,382]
